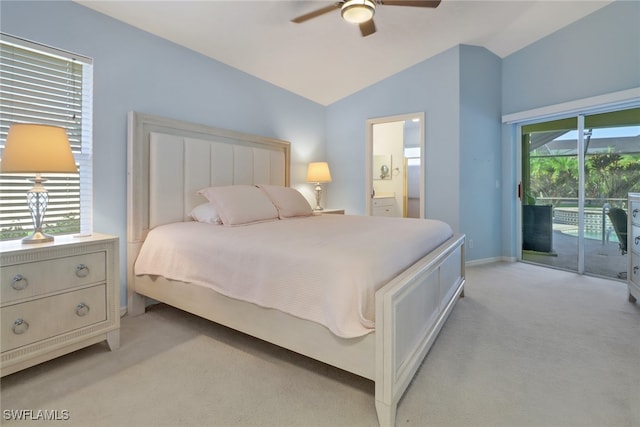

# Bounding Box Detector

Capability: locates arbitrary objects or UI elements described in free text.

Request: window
[0,34,93,240]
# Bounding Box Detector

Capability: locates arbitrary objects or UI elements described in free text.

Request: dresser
[372,196,396,217]
[1,233,119,376]
[628,193,640,304]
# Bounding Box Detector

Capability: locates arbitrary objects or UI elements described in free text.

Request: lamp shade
[341,0,375,24]
[307,162,332,183]
[1,124,77,173]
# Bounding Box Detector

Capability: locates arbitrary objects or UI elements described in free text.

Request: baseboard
[466,256,515,267]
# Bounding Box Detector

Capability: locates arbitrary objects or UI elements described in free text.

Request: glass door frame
[509,89,640,274]
[577,115,586,273]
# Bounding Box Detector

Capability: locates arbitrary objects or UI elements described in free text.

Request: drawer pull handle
[634,266,639,276]
[633,208,639,218]
[75,303,90,317]
[635,236,640,246]
[75,264,90,278]
[12,319,29,335]
[11,274,28,291]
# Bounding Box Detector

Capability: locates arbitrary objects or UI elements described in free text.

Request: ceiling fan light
[341,0,375,24]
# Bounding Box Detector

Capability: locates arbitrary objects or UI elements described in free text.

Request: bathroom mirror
[373,154,392,180]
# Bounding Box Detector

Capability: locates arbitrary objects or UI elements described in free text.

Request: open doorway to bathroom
[366,112,425,218]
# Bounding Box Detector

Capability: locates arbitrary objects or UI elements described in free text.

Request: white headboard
[127,112,290,246]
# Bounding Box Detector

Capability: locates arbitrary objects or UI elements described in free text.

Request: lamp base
[22,175,54,244]
[314,184,324,211]
[22,230,54,244]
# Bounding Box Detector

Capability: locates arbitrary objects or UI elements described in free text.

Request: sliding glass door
[521,108,640,279]
[522,117,579,272]
[582,109,640,277]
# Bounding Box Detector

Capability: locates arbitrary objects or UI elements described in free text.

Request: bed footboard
[375,234,465,427]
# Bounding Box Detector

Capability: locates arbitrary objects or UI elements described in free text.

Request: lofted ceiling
[74,0,613,106]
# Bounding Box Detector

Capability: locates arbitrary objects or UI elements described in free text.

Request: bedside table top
[1,233,117,254]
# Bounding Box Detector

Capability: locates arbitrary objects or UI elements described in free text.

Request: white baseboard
[466,256,515,267]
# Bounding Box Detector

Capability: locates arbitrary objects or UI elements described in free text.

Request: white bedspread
[135,215,453,338]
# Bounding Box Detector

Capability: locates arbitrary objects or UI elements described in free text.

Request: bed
[127,112,465,426]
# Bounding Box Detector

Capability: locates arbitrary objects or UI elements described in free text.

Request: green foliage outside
[44,214,81,235]
[529,153,640,209]
[0,224,29,240]
[0,215,79,241]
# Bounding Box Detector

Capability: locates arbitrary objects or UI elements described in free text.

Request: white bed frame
[127,112,465,427]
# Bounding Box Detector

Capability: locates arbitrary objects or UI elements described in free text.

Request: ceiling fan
[291,0,441,37]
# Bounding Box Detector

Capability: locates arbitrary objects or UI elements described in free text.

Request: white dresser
[1,233,119,376]
[372,196,396,217]
[628,193,639,303]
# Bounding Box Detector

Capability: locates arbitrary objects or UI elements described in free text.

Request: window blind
[0,34,93,239]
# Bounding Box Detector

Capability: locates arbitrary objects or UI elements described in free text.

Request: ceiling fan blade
[291,3,341,23]
[379,0,441,7]
[360,19,376,37]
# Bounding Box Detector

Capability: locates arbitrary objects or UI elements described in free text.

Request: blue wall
[502,1,639,115]
[1,0,326,307]
[459,45,502,261]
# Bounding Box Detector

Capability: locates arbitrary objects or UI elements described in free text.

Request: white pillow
[197,185,279,226]
[189,203,221,224]
[258,185,313,219]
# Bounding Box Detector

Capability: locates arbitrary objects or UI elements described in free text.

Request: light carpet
[1,262,639,427]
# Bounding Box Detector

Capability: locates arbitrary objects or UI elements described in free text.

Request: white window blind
[0,34,93,240]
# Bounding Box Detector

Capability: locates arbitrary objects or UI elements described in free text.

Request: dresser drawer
[372,197,394,207]
[631,225,640,254]
[373,206,396,217]
[631,251,640,287]
[631,200,640,226]
[1,252,106,304]
[1,284,107,352]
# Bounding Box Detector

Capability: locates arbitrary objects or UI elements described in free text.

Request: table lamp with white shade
[1,124,78,243]
[306,161,332,211]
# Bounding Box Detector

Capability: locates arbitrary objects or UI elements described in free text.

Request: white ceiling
[74,0,613,106]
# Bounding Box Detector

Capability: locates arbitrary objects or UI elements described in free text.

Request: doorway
[521,107,640,279]
[366,112,425,218]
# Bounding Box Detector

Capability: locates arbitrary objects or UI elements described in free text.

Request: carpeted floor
[1,262,639,427]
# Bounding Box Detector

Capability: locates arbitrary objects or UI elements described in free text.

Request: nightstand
[1,233,120,376]
[313,209,345,215]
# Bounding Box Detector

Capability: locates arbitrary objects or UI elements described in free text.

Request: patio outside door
[521,108,640,279]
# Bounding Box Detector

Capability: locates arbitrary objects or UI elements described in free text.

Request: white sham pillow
[258,185,313,219]
[189,203,222,225]
[197,185,279,226]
